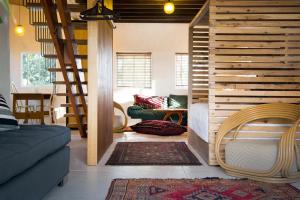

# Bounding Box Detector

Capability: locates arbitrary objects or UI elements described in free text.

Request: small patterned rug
[106,142,201,165]
[106,178,300,200]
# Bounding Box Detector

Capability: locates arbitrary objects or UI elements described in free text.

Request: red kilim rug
[106,142,201,165]
[105,178,300,200]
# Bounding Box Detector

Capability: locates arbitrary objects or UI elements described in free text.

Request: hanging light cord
[18,0,21,25]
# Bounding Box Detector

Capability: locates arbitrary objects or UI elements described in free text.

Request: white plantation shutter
[117,53,152,88]
[175,53,189,87]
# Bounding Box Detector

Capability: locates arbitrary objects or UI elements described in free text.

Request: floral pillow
[134,95,163,109]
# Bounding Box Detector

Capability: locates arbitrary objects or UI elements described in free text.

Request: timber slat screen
[190,26,209,103]
[208,0,300,165]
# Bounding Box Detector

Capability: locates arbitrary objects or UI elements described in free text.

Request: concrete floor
[44,132,300,200]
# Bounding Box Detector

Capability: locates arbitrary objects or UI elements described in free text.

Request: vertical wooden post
[87,0,114,166]
[188,27,194,107]
[40,94,44,125]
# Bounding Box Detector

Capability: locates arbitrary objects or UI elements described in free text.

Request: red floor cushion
[130,120,186,136]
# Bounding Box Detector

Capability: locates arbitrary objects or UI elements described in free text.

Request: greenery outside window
[21,53,54,87]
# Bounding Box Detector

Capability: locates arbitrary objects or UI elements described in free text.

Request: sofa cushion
[168,94,188,109]
[134,95,163,109]
[0,94,19,132]
[131,120,186,136]
[0,125,71,185]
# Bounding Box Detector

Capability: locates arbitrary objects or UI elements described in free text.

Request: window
[175,53,189,87]
[117,53,152,88]
[21,53,54,87]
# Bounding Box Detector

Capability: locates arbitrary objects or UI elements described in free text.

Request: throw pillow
[131,120,186,136]
[0,94,19,132]
[134,95,163,109]
[168,94,188,109]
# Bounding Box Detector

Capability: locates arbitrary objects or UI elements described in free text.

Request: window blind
[175,53,189,87]
[117,53,152,88]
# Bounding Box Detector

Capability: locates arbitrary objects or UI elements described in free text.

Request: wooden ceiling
[113,0,205,23]
[10,0,204,23]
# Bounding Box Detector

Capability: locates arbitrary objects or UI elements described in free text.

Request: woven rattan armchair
[113,101,128,133]
[215,103,300,183]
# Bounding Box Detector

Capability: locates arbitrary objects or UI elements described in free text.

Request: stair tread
[56,93,88,96]
[64,113,86,117]
[67,123,87,129]
[44,54,88,59]
[52,81,88,85]
[61,103,84,107]
[38,39,88,45]
[48,68,88,72]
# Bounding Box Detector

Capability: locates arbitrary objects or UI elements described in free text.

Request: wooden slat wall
[208,0,300,165]
[189,26,209,104]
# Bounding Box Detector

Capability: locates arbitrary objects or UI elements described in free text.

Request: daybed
[127,94,188,125]
[0,125,71,200]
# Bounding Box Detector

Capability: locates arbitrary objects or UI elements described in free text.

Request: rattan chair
[113,101,128,133]
[215,103,300,183]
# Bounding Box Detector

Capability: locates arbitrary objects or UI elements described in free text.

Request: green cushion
[127,106,165,121]
[168,95,188,109]
[127,105,143,118]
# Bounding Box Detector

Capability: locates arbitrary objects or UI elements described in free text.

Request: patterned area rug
[106,142,201,165]
[106,178,300,200]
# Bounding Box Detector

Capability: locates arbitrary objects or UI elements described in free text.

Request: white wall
[113,23,189,117]
[0,3,10,103]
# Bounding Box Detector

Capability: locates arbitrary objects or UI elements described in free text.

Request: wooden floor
[43,131,300,200]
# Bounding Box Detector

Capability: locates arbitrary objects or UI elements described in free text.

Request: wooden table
[154,108,188,125]
[12,93,51,125]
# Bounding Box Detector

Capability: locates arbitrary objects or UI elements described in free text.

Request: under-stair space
[22,0,89,137]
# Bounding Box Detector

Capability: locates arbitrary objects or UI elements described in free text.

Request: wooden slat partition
[189,26,209,104]
[208,0,300,165]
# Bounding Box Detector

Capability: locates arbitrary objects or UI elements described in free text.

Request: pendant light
[14,0,25,36]
[164,0,175,15]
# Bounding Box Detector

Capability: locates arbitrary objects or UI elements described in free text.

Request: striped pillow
[0,94,19,132]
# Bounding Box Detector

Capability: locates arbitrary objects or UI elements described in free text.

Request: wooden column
[87,0,114,165]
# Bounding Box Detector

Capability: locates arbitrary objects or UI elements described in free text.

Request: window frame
[116,52,152,89]
[175,53,189,89]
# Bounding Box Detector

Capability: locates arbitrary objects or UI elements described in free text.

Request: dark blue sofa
[0,125,71,200]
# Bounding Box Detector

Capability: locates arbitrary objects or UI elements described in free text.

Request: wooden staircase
[22,0,89,138]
